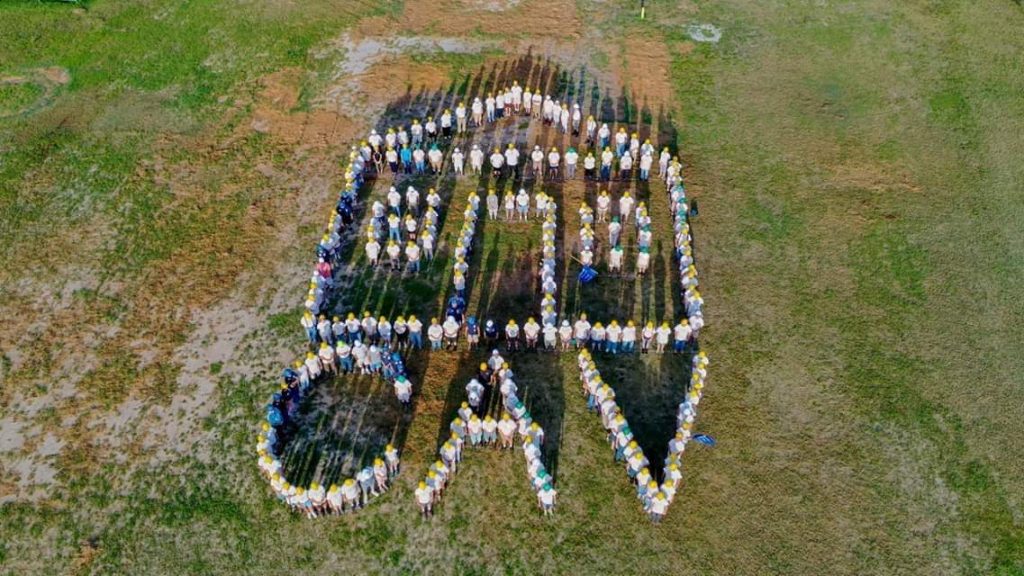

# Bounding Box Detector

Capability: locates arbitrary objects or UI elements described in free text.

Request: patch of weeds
[0,80,44,116]
[267,307,303,340]
[209,361,223,375]
[80,347,138,408]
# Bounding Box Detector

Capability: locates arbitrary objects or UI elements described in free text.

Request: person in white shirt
[609,244,623,275]
[659,147,671,178]
[538,483,557,515]
[415,481,433,517]
[530,145,544,176]
[564,147,579,179]
[489,147,504,177]
[619,152,633,180]
[648,491,668,523]
[504,191,515,221]
[639,151,653,181]
[406,241,421,273]
[427,318,444,351]
[406,186,420,217]
[571,103,582,134]
[442,316,460,350]
[452,147,465,176]
[583,151,597,180]
[495,91,506,119]
[558,320,573,351]
[596,190,611,222]
[655,321,671,353]
[600,146,614,181]
[531,91,543,119]
[440,109,453,139]
[470,144,484,175]
[471,97,484,126]
[534,192,548,219]
[559,103,570,133]
[573,315,591,349]
[497,414,517,449]
[482,415,498,445]
[543,322,558,351]
[394,375,412,405]
[673,320,692,354]
[511,81,523,113]
[428,144,443,173]
[365,239,381,267]
[504,143,520,178]
[523,318,541,350]
[636,246,650,276]
[485,93,496,122]
[619,192,634,223]
[598,123,611,149]
[523,86,533,116]
[516,188,530,221]
[547,147,561,180]
[455,101,467,133]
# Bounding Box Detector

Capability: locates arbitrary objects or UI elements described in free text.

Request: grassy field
[2,0,1024,574]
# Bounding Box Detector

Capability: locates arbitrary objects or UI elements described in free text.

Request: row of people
[444,143,675,183]
[667,182,705,325]
[260,445,400,518]
[304,309,700,355]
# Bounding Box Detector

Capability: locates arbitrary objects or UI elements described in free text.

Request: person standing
[600,147,614,181]
[505,143,520,179]
[428,318,443,351]
[641,321,654,354]
[547,147,561,180]
[636,246,650,276]
[455,101,467,134]
[564,147,578,179]
[415,481,433,518]
[452,147,465,176]
[408,315,423,350]
[471,97,484,126]
[654,321,671,353]
[487,189,499,220]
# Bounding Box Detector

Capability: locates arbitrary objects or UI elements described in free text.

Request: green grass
[0,80,45,116]
[3,0,1024,574]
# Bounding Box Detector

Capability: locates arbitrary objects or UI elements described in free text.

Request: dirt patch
[361,0,581,40]
[40,67,71,85]
[251,68,362,147]
[617,33,677,108]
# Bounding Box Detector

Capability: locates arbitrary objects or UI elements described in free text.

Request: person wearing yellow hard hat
[497,413,517,450]
[504,319,520,352]
[300,310,317,345]
[546,146,561,180]
[339,478,359,512]
[439,108,453,140]
[414,480,433,518]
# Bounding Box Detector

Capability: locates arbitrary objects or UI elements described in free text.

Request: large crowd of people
[258,74,710,520]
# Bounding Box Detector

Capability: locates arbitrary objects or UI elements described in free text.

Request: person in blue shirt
[465,316,480,350]
[400,144,413,174]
